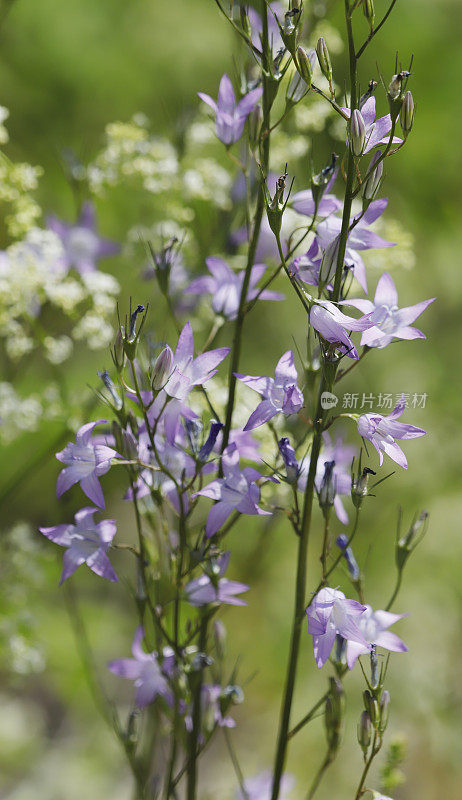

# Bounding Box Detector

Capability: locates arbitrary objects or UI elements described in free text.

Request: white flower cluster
[0,227,120,361]
[87,116,179,195]
[0,382,62,443]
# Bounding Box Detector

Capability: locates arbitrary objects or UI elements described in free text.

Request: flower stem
[221,0,272,455]
[270,6,359,797]
[186,615,208,800]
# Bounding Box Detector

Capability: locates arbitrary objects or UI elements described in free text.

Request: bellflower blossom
[127,431,196,514]
[193,443,272,537]
[357,394,426,468]
[236,350,303,430]
[342,97,402,153]
[236,770,295,800]
[316,199,395,293]
[198,74,263,147]
[310,300,373,360]
[341,272,435,348]
[186,257,283,320]
[185,552,249,606]
[56,419,119,509]
[163,321,230,401]
[39,506,117,584]
[47,201,119,274]
[306,587,371,668]
[346,606,408,668]
[108,626,173,708]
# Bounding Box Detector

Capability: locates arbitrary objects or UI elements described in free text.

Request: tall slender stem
[221,0,272,454]
[270,5,359,797]
[186,616,208,800]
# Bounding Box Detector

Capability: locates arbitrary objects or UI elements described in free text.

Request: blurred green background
[1,0,461,798]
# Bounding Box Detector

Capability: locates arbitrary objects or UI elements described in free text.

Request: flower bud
[151,345,174,390]
[351,465,376,508]
[363,150,383,203]
[281,7,301,55]
[98,369,123,410]
[363,0,375,27]
[278,437,300,484]
[400,90,415,135]
[363,689,379,727]
[336,534,360,580]
[396,510,429,569]
[379,689,390,732]
[122,428,138,460]
[316,37,332,86]
[358,710,372,755]
[319,460,336,513]
[387,71,410,122]
[350,109,367,157]
[239,4,251,39]
[185,419,203,456]
[198,420,223,462]
[112,327,125,372]
[266,168,289,237]
[296,46,313,88]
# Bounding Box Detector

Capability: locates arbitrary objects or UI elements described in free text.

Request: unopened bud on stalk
[336,534,360,580]
[363,689,379,726]
[151,345,174,390]
[311,153,338,208]
[379,690,391,732]
[396,509,429,569]
[363,150,383,204]
[319,460,336,513]
[278,437,300,484]
[281,7,301,55]
[387,70,411,122]
[352,465,376,508]
[122,428,138,460]
[128,304,145,343]
[185,419,203,456]
[363,0,375,28]
[198,420,223,462]
[240,5,251,38]
[98,369,123,410]
[316,37,333,86]
[112,328,125,372]
[296,46,313,88]
[358,710,372,755]
[400,90,415,135]
[350,109,367,157]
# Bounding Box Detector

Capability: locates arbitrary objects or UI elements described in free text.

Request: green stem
[270,7,359,797]
[186,615,208,800]
[287,692,329,740]
[386,569,403,611]
[354,730,381,799]
[306,751,334,800]
[221,0,272,455]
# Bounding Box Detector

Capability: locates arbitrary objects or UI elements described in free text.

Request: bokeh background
[1,0,461,798]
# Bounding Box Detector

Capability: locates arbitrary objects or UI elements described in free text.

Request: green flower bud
[316,37,332,85]
[379,689,391,732]
[296,46,313,88]
[151,345,174,390]
[350,109,367,157]
[400,90,415,135]
[363,0,375,27]
[358,710,372,755]
[363,151,383,203]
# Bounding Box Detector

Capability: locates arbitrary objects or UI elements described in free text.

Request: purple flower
[198,74,263,146]
[290,237,324,287]
[108,627,173,708]
[193,443,272,537]
[236,350,304,430]
[127,431,196,514]
[342,97,402,154]
[306,587,371,668]
[185,552,249,607]
[47,202,119,275]
[163,321,230,401]
[56,420,119,509]
[341,272,435,348]
[186,257,283,320]
[299,433,356,524]
[346,606,408,669]
[309,300,373,360]
[336,534,360,580]
[248,2,284,54]
[316,199,395,293]
[278,437,300,484]
[357,394,426,468]
[236,770,295,800]
[39,507,117,585]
